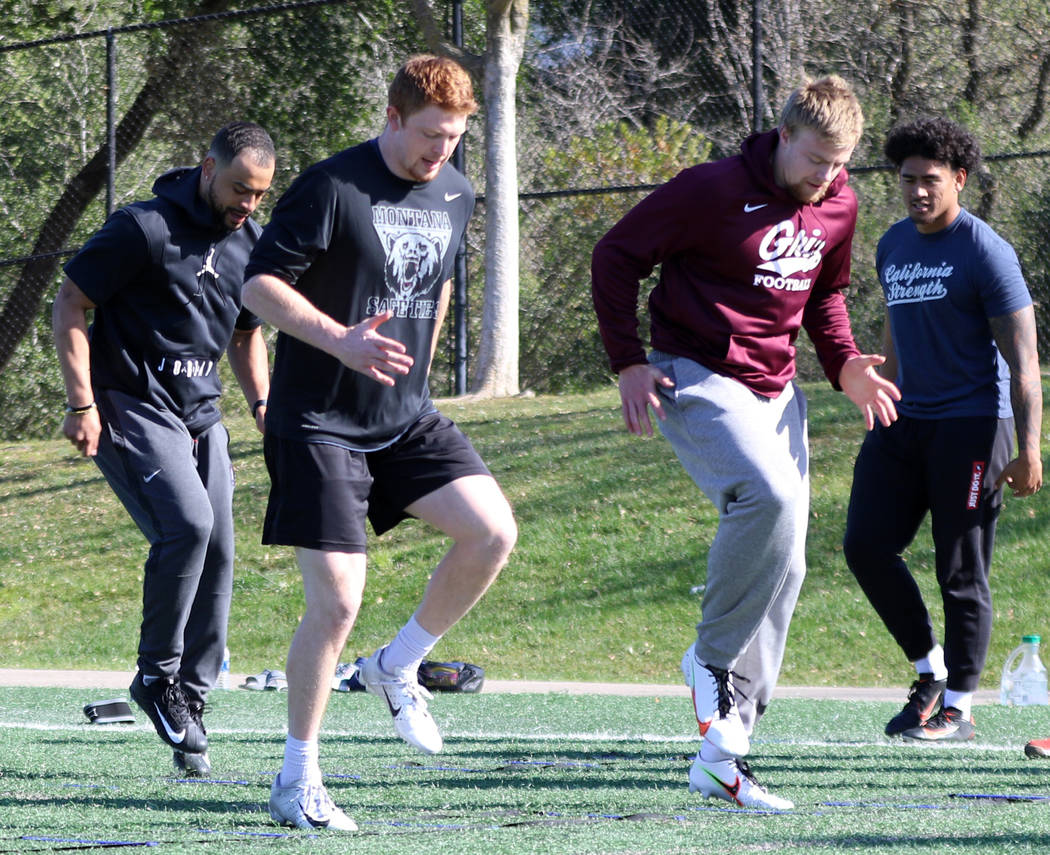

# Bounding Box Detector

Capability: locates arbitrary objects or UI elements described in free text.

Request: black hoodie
[64,166,263,436]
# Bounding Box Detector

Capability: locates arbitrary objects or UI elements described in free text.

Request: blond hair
[780,75,863,148]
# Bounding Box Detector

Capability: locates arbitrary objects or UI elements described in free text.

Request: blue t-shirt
[876,208,1032,419]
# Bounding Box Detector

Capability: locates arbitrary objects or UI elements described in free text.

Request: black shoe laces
[705,663,750,718]
[188,701,206,734]
[905,675,942,708]
[158,680,192,729]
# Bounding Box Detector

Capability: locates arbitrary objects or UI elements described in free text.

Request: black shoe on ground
[173,749,212,777]
[901,705,975,742]
[129,672,208,754]
[885,673,946,736]
[1025,737,1050,759]
[172,700,210,776]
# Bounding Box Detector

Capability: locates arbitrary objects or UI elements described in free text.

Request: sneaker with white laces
[358,647,443,754]
[268,776,358,831]
[688,753,794,810]
[685,647,750,757]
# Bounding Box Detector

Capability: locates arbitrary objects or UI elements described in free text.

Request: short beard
[206,183,235,231]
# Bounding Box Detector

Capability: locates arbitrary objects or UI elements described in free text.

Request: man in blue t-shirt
[242,55,517,833]
[844,117,1043,742]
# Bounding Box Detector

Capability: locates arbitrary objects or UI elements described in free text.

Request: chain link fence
[2,0,1049,438]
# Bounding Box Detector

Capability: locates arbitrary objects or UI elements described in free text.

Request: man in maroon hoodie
[592,76,901,809]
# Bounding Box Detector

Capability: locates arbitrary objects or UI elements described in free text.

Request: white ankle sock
[379,615,441,674]
[943,690,973,718]
[914,645,948,681]
[279,735,320,786]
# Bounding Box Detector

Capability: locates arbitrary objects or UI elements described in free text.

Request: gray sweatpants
[93,390,234,707]
[651,353,809,736]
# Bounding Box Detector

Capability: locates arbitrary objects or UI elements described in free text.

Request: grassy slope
[1,381,1048,688]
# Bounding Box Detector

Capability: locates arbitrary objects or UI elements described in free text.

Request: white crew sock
[943,690,973,719]
[379,615,441,674]
[279,735,320,787]
[914,645,948,681]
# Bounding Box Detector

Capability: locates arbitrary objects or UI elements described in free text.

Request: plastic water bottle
[216,646,231,689]
[1000,635,1049,706]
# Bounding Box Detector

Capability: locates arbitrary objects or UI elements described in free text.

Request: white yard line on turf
[0,668,999,703]
[0,720,1029,752]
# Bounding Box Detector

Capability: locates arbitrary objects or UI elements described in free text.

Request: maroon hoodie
[591,129,861,397]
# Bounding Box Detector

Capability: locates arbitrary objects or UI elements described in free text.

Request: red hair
[388,55,478,119]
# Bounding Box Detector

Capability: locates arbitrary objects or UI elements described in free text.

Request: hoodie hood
[739,129,849,205]
[151,165,222,231]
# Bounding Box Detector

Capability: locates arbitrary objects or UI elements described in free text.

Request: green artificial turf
[4,687,1050,853]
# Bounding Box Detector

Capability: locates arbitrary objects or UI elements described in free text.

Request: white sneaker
[268,776,358,831]
[680,646,694,687]
[359,647,443,755]
[686,647,749,757]
[688,753,794,810]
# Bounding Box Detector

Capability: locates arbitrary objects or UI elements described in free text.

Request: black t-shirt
[245,139,474,451]
[64,166,263,435]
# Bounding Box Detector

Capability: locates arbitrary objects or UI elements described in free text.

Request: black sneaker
[901,705,975,742]
[1025,737,1050,759]
[172,701,210,777]
[187,701,207,740]
[884,673,946,736]
[129,673,208,754]
[173,749,212,777]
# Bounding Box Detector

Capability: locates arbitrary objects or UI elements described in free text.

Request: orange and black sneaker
[901,705,975,742]
[1024,737,1050,759]
[884,673,947,736]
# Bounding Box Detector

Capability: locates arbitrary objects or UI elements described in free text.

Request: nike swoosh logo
[299,800,330,828]
[153,702,187,744]
[701,766,744,805]
[382,692,402,718]
[691,687,712,736]
[144,469,162,483]
[744,203,768,212]
[920,697,940,723]
[444,192,463,202]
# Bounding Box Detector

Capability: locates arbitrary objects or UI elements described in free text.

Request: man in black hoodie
[53,122,275,776]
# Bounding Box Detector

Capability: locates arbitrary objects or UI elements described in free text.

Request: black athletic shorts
[261,411,491,551]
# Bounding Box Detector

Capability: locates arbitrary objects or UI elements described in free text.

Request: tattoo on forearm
[990,307,1043,455]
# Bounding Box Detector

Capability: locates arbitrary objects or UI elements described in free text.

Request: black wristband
[251,398,268,418]
[65,402,97,415]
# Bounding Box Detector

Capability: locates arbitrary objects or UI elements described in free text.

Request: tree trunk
[0,0,233,374]
[470,1,527,397]
[409,0,528,399]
